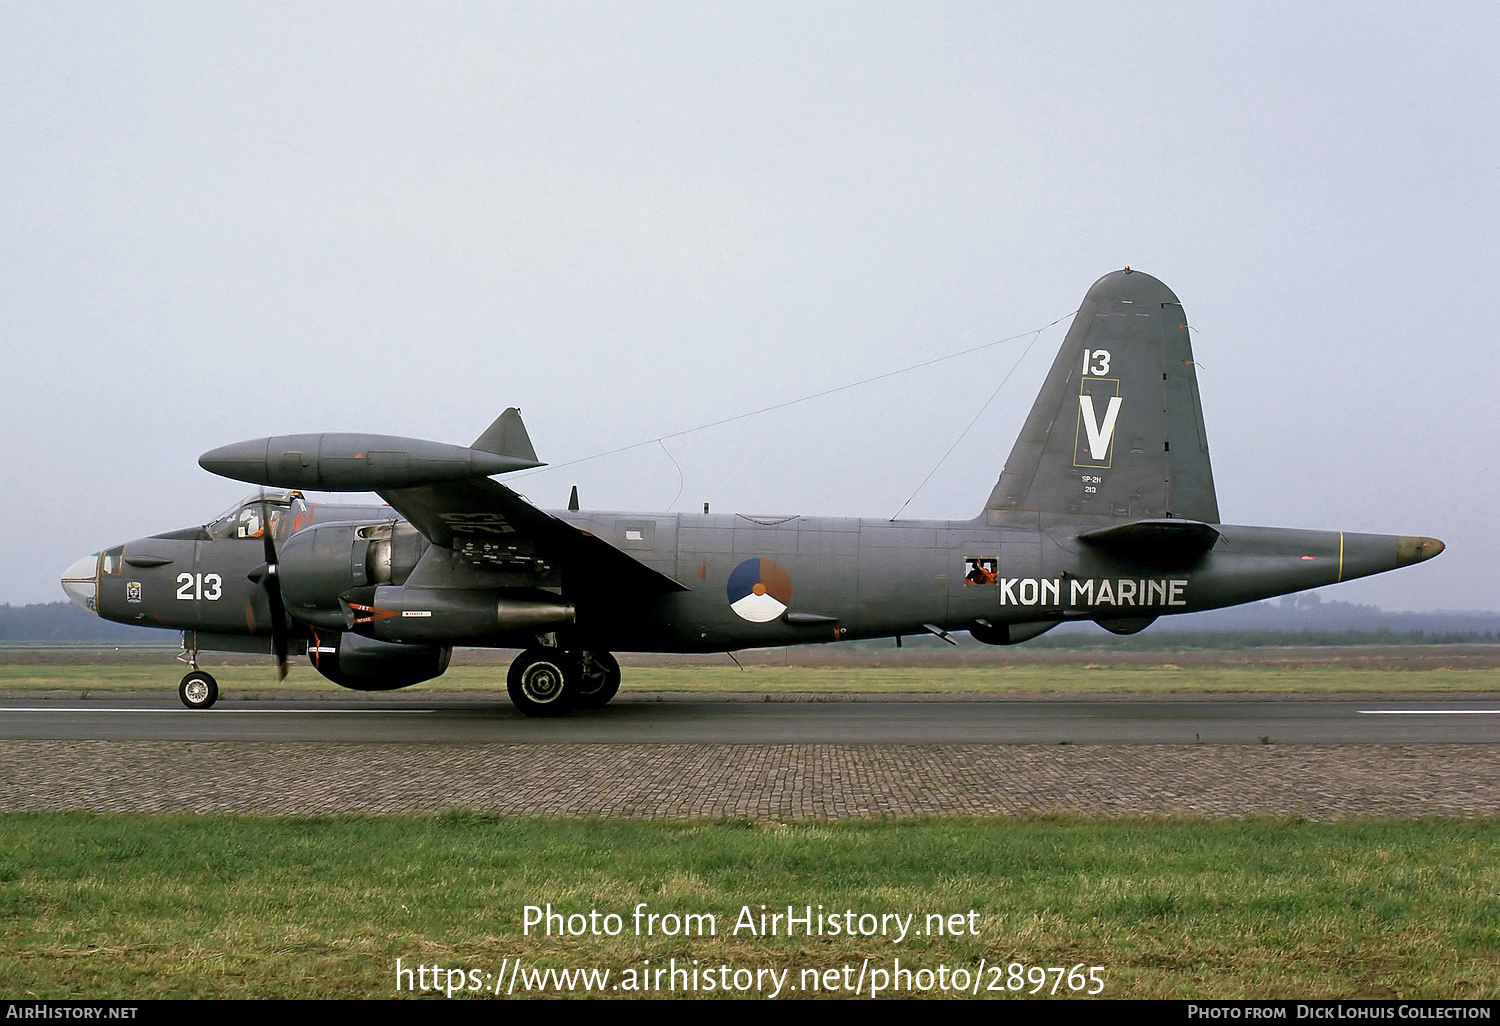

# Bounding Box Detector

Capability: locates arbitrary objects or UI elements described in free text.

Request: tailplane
[984,268,1219,522]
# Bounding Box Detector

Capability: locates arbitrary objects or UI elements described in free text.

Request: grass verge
[0,813,1494,999]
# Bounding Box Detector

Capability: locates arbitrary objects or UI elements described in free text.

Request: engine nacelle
[279,521,425,628]
[350,585,575,645]
[307,632,451,691]
[969,620,1060,646]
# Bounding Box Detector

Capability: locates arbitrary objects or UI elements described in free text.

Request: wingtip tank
[199,433,542,490]
[1396,536,1445,566]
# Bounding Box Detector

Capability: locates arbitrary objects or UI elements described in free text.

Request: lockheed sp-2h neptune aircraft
[62,269,1444,715]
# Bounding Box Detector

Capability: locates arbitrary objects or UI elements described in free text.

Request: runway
[1,696,1496,745]
[2,694,1494,820]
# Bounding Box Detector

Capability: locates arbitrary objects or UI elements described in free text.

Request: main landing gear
[507,647,621,717]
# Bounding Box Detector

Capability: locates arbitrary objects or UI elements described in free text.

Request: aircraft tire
[507,648,576,717]
[178,671,219,710]
[573,650,621,709]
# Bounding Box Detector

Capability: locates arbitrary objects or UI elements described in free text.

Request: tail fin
[472,407,539,463]
[983,268,1219,522]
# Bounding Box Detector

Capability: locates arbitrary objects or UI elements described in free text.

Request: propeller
[262,519,290,680]
[247,497,290,681]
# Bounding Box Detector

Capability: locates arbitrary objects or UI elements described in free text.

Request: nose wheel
[178,670,220,709]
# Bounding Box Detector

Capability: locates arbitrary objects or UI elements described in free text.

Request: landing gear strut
[506,647,621,717]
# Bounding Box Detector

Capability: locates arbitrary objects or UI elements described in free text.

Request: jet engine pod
[307,632,451,691]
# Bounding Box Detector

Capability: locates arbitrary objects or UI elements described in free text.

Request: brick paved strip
[0,742,1494,820]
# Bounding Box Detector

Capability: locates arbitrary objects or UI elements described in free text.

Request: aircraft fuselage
[550,509,1439,651]
[84,502,1440,655]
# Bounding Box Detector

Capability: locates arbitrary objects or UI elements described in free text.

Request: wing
[378,477,687,594]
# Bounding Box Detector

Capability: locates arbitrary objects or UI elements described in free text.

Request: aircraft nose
[61,553,99,614]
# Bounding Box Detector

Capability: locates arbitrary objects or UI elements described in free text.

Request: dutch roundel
[726,557,792,623]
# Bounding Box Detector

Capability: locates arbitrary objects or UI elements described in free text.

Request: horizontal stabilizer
[1078,518,1219,563]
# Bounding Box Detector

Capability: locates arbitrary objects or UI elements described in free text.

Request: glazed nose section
[61,553,99,614]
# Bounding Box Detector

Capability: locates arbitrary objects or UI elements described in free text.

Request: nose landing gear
[176,632,219,708]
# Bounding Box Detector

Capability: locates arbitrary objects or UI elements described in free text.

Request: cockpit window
[238,507,265,538]
[99,544,125,576]
[205,491,300,541]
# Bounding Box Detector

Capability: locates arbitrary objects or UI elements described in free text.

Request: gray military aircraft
[62,269,1444,715]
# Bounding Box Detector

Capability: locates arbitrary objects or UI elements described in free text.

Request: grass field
[2,661,1498,697]
[0,814,1493,1000]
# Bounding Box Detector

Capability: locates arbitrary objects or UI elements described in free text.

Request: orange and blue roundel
[727,557,792,623]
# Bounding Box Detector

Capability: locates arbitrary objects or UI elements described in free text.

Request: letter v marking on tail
[1079,395,1123,461]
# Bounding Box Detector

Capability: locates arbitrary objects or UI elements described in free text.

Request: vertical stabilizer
[984,269,1219,522]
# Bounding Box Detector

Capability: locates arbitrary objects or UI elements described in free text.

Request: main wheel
[178,670,219,709]
[506,648,575,717]
[574,650,621,709]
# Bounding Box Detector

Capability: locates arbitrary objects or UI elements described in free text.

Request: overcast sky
[2,1,1495,611]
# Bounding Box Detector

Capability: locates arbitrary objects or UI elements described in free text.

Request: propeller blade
[261,511,289,681]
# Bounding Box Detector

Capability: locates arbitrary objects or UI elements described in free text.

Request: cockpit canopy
[205,490,308,541]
